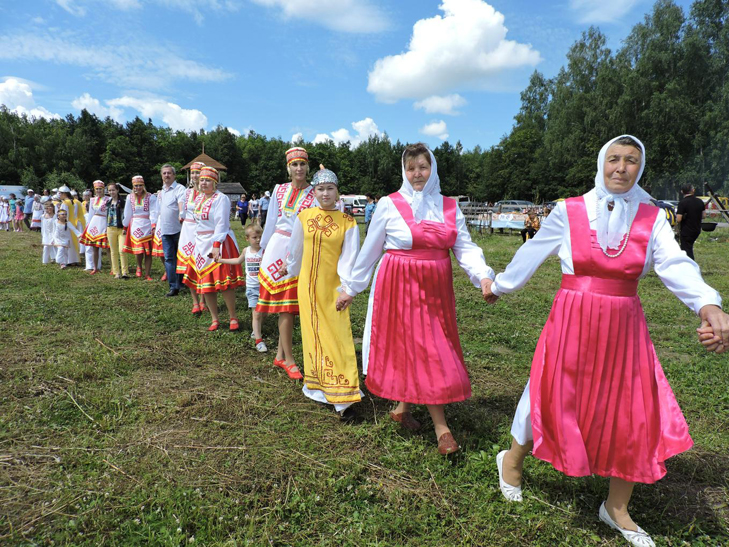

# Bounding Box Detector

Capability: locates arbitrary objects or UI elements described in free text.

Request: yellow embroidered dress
[286,207,362,408]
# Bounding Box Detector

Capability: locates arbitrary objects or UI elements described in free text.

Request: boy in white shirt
[217,224,267,352]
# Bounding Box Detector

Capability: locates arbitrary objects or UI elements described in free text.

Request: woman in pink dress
[487,135,729,547]
[338,143,495,455]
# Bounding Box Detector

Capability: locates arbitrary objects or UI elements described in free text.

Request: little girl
[31,196,43,231]
[0,197,9,231]
[14,199,24,232]
[487,136,727,547]
[284,169,362,420]
[41,201,56,264]
[53,208,81,269]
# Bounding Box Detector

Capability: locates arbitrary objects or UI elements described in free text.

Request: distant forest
[1,0,727,201]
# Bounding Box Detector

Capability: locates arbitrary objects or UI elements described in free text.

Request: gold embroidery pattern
[306,213,339,238]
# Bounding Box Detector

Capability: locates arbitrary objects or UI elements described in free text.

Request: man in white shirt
[158,164,187,296]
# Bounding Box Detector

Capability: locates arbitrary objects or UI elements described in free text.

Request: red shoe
[437,432,460,455]
[229,318,239,331]
[208,321,219,332]
[390,411,422,431]
[191,304,201,315]
[136,267,142,277]
[199,302,207,312]
[110,271,115,276]
[274,359,303,380]
[161,272,167,281]
[145,276,153,281]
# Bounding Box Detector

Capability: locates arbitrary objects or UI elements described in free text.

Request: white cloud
[420,120,449,140]
[56,0,86,16]
[226,127,241,136]
[107,96,207,131]
[414,94,467,116]
[367,0,541,102]
[313,133,333,144]
[570,0,638,23]
[0,32,231,90]
[250,0,389,33]
[72,93,124,121]
[322,117,383,147]
[55,0,237,23]
[0,77,61,120]
[291,132,304,143]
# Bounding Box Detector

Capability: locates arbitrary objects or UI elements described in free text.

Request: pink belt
[387,249,449,260]
[184,219,195,223]
[560,275,638,296]
[275,229,291,237]
[94,213,105,217]
[133,215,150,219]
[197,230,215,235]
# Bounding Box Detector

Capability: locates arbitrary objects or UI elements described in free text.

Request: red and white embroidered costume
[257,182,317,314]
[182,191,244,293]
[176,187,200,274]
[79,195,111,248]
[122,193,157,255]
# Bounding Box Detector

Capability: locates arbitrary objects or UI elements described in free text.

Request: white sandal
[496,450,523,502]
[599,502,655,547]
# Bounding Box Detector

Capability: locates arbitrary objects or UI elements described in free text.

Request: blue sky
[0,0,695,151]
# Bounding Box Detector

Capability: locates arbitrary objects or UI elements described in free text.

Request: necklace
[597,198,633,258]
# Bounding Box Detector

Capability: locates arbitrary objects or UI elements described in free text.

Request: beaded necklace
[597,199,634,258]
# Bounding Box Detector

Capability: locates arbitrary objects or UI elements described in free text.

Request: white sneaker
[250,332,256,339]
[256,340,268,353]
[599,502,655,547]
[496,450,523,502]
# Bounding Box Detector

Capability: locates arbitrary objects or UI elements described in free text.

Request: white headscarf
[398,147,443,224]
[594,134,653,251]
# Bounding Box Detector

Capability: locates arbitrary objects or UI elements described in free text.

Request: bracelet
[212,241,222,249]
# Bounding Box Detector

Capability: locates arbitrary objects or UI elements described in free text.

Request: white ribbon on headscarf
[398,147,443,223]
[594,134,653,251]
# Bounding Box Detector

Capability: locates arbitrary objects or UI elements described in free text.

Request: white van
[340,194,368,215]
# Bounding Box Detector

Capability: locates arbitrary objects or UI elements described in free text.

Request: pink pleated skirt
[530,277,693,484]
[365,249,471,405]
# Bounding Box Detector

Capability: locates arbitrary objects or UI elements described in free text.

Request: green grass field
[1,222,727,546]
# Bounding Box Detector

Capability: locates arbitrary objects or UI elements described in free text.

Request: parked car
[341,194,367,215]
[651,199,677,227]
[491,199,535,213]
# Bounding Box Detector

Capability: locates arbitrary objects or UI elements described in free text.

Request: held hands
[279,264,288,277]
[697,305,729,354]
[336,293,354,312]
[481,278,498,304]
[211,247,220,262]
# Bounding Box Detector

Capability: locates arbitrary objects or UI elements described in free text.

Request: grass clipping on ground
[0,225,728,546]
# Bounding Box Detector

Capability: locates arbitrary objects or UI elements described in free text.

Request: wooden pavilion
[182,146,246,207]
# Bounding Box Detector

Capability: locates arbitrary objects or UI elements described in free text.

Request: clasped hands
[697,305,729,354]
[481,278,498,304]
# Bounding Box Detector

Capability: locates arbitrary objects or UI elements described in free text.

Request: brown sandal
[389,411,421,431]
[437,432,460,455]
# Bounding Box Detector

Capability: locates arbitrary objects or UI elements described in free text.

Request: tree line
[0,0,726,202]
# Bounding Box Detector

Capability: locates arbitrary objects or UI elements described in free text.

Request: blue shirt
[260,196,270,211]
[24,197,35,214]
[364,201,376,223]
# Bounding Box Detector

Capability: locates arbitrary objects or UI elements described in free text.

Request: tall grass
[1,224,727,546]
